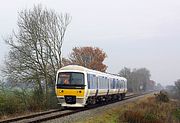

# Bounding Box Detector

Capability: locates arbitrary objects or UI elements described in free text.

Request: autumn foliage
[63,47,107,72]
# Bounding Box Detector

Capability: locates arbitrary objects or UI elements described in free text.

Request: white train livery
[55,65,127,107]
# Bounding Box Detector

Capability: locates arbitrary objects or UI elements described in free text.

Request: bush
[0,88,45,116]
[0,91,25,115]
[0,84,59,119]
[154,90,169,103]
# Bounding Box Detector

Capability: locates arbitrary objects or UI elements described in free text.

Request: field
[76,94,180,123]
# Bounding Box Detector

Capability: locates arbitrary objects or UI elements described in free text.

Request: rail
[0,91,155,123]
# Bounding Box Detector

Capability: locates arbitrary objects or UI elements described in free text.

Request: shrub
[0,91,25,115]
[154,90,169,103]
[0,83,59,119]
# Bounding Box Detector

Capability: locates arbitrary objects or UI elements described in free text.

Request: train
[55,65,127,107]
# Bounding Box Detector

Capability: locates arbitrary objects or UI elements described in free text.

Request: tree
[3,5,71,106]
[118,67,151,92]
[175,79,180,90]
[156,83,164,90]
[66,47,107,72]
[133,68,151,91]
[118,67,133,92]
[175,79,180,99]
[146,80,156,90]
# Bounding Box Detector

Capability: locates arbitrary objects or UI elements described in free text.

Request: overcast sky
[0,0,180,85]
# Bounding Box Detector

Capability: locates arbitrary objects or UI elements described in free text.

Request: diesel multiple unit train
[55,65,127,107]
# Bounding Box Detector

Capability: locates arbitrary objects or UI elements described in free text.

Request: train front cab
[55,71,87,107]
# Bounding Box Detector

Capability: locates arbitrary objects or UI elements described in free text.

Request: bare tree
[119,67,133,92]
[119,67,151,92]
[133,68,151,91]
[3,5,71,106]
[175,79,180,99]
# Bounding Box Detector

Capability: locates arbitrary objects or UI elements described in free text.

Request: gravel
[43,94,148,123]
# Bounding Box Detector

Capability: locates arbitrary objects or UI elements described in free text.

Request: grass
[173,108,180,121]
[0,87,58,120]
[75,94,180,123]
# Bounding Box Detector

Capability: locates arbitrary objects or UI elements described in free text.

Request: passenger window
[87,74,90,89]
[110,79,113,89]
[113,79,115,89]
[87,74,97,89]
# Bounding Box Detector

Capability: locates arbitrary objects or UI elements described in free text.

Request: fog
[0,0,180,85]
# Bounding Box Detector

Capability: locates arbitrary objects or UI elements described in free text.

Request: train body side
[86,72,127,105]
[55,65,127,107]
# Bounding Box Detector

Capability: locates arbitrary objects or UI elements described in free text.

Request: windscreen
[57,72,84,86]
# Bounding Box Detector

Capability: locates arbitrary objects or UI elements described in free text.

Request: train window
[118,80,119,88]
[121,80,124,88]
[107,78,110,89]
[99,76,103,89]
[93,75,97,89]
[102,77,104,89]
[90,75,93,88]
[120,80,122,88]
[102,77,104,88]
[105,77,108,89]
[87,74,90,88]
[110,78,113,89]
[104,77,108,89]
[116,79,118,89]
[97,76,109,89]
[87,74,97,89]
[113,79,116,89]
[98,77,101,89]
[116,80,120,89]
[71,73,84,85]
[57,72,84,85]
[96,77,99,88]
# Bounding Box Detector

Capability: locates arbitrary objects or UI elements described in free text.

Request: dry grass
[76,94,180,123]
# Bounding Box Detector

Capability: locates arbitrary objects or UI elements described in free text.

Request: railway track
[0,91,154,123]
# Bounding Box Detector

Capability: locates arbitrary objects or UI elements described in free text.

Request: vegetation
[76,93,180,123]
[62,46,107,72]
[0,83,53,119]
[119,67,155,92]
[0,4,108,118]
[166,79,180,100]
[2,5,71,109]
[174,79,180,99]
[173,108,180,121]
[154,90,169,102]
[0,3,178,122]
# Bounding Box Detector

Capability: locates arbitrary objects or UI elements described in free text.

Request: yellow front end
[56,88,86,107]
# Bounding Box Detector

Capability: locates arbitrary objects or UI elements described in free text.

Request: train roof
[58,65,126,81]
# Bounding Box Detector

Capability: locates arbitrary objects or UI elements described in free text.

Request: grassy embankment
[77,93,180,123]
[0,87,58,120]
